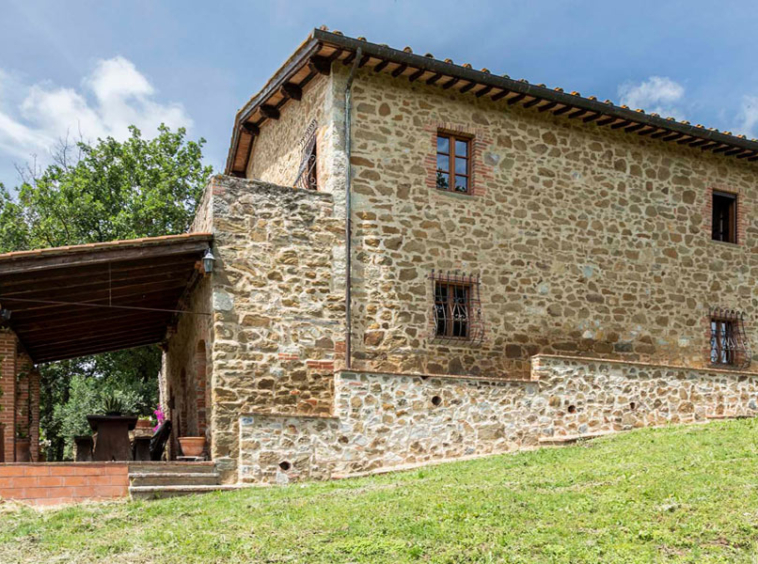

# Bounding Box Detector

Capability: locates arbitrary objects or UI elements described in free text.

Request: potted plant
[178,435,206,458]
[102,394,127,417]
[15,424,31,462]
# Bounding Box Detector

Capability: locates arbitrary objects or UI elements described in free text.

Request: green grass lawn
[3,420,758,563]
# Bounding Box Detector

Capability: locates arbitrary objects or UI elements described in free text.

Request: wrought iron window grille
[294,119,318,191]
[429,270,485,344]
[709,307,751,369]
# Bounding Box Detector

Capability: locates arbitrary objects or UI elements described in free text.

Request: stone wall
[343,65,758,379]
[206,176,346,477]
[238,355,758,484]
[163,275,212,455]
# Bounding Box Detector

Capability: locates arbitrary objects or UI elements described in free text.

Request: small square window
[712,191,737,243]
[436,132,471,194]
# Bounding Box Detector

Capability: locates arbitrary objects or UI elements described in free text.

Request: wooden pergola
[0,233,213,363]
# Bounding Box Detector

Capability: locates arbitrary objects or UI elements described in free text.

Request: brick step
[539,430,614,446]
[127,462,216,474]
[129,472,220,487]
[129,485,244,501]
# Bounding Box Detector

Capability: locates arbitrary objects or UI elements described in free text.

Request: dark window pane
[436,172,450,191]
[455,139,468,157]
[455,175,468,192]
[712,192,736,243]
[455,157,468,175]
[437,135,450,154]
[437,154,450,172]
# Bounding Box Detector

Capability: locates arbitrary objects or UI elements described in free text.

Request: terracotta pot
[15,439,31,462]
[136,419,153,431]
[178,436,205,457]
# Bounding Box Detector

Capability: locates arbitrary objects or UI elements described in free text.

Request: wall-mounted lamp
[202,249,215,274]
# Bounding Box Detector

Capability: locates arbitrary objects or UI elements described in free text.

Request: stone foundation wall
[239,355,758,484]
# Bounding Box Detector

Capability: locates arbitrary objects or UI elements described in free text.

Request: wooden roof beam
[441,77,460,90]
[259,105,280,120]
[458,81,476,94]
[391,63,408,77]
[407,68,425,82]
[242,122,260,135]
[281,83,302,101]
[308,55,332,75]
[373,59,390,73]
[507,93,527,105]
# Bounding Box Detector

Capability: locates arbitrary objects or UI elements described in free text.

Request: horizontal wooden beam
[0,240,209,276]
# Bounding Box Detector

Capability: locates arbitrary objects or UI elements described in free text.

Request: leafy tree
[1,125,212,459]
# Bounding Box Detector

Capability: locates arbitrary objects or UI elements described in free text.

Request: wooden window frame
[712,190,737,244]
[435,131,472,194]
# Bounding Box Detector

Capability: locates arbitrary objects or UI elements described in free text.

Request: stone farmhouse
[3,28,758,489]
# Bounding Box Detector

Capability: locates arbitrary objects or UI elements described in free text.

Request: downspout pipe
[344,47,362,370]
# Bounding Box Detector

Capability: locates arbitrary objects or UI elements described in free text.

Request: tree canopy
[0,125,213,459]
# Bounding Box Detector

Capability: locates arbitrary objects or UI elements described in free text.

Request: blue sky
[1,0,757,187]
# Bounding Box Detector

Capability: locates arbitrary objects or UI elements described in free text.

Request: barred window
[436,132,471,193]
[431,271,484,343]
[710,308,751,369]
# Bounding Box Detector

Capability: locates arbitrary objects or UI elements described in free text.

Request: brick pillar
[0,331,17,462]
[29,368,40,462]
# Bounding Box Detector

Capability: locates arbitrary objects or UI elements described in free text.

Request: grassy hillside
[2,419,758,563]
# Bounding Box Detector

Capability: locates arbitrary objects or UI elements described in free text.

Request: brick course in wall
[0,463,128,506]
[0,331,15,462]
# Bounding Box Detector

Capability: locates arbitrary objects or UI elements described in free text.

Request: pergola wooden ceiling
[0,233,213,364]
[226,28,758,176]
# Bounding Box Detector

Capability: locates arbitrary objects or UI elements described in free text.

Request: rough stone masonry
[165,42,758,483]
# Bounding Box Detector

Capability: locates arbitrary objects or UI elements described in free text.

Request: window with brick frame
[431,271,484,343]
[709,308,751,369]
[436,132,471,193]
[712,190,737,243]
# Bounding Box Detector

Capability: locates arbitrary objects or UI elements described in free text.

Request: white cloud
[0,57,191,165]
[618,76,686,120]
[736,95,758,138]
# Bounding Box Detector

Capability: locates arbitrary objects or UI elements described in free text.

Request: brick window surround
[423,122,493,197]
[705,186,745,245]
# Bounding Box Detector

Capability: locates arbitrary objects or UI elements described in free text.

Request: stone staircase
[128,462,242,500]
